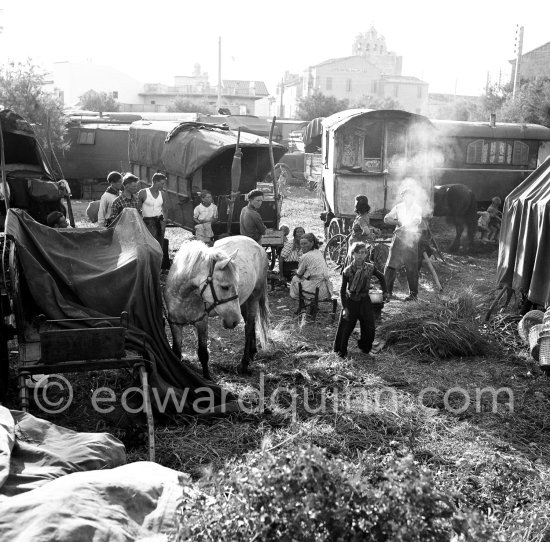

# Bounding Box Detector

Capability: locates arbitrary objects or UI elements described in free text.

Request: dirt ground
[6,187,550,539]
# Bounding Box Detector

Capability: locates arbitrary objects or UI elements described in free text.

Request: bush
[176,446,491,541]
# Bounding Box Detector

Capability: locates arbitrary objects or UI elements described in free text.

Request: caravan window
[77,130,95,145]
[363,120,383,171]
[385,120,407,169]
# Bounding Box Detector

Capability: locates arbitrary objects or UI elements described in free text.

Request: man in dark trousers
[239,189,266,243]
[383,187,423,301]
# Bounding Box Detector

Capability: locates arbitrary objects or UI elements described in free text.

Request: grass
[7,187,550,540]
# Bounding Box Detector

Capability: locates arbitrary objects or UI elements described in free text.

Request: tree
[352,94,403,110]
[498,78,550,127]
[296,91,349,120]
[0,59,67,152]
[167,98,212,114]
[79,89,120,112]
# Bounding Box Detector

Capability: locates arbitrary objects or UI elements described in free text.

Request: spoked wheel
[327,218,341,240]
[324,233,348,270]
[369,242,390,273]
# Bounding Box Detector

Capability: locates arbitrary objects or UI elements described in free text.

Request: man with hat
[98,171,123,227]
[383,186,423,301]
[137,172,167,247]
[239,189,266,243]
[105,173,140,226]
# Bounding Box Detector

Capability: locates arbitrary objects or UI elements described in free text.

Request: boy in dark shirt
[333,242,389,358]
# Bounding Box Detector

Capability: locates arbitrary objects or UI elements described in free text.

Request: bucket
[528,324,544,361]
[369,291,384,304]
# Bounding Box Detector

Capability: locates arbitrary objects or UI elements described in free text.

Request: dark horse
[433,184,477,252]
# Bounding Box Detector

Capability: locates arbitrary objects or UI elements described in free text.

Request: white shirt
[141,188,164,218]
[193,203,218,240]
[385,201,423,233]
[98,190,119,227]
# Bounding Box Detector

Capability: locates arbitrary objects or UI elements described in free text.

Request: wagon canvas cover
[129,121,285,179]
[497,156,550,305]
[4,207,234,412]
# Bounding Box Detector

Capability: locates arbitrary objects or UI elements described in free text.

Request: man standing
[105,173,140,226]
[239,189,266,243]
[383,187,423,301]
[137,172,167,247]
[98,171,123,227]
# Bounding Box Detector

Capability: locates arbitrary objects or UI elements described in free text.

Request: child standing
[193,190,218,245]
[333,242,389,358]
[486,197,502,241]
[351,194,379,244]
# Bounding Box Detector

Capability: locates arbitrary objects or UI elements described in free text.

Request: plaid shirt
[106,194,139,226]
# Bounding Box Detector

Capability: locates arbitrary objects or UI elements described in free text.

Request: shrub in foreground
[176,446,491,541]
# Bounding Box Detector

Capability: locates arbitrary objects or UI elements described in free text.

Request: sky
[0,0,548,97]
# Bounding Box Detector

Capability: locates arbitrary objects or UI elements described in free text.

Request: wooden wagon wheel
[327,218,342,240]
[370,242,389,273]
[324,233,348,270]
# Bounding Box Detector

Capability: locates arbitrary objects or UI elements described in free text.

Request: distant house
[138,64,270,115]
[277,26,428,118]
[510,41,550,83]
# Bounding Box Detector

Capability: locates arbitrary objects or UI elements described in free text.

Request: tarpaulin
[0,405,125,500]
[497,156,550,305]
[303,117,324,152]
[4,207,236,413]
[128,121,285,180]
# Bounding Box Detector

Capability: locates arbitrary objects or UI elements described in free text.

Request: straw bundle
[378,293,489,358]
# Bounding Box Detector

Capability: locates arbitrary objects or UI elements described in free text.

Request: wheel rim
[328,219,341,239]
[324,234,348,269]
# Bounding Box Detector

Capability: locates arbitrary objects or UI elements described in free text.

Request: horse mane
[175,240,237,283]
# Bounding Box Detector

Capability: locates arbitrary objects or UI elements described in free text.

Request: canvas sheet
[497,157,550,305]
[4,208,235,413]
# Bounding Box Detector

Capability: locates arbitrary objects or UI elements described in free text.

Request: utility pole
[513,25,524,99]
[279,77,284,118]
[217,36,222,110]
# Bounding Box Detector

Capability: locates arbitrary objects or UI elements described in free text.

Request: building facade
[277,27,428,118]
[510,41,550,83]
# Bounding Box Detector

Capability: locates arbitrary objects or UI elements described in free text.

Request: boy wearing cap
[239,189,266,243]
[105,173,140,226]
[98,171,123,227]
[138,172,167,246]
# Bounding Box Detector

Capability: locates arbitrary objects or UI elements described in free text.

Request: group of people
[96,171,167,247]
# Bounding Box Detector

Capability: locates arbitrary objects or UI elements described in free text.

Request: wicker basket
[539,333,550,368]
[528,324,544,360]
[518,310,545,343]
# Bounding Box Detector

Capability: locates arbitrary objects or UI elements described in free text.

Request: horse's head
[205,249,242,329]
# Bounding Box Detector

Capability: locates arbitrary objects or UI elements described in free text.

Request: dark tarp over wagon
[128,121,286,235]
[497,156,550,306]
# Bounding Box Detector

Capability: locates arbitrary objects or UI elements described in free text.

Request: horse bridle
[167,258,239,326]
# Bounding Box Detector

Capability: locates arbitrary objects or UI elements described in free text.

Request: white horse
[164,236,270,377]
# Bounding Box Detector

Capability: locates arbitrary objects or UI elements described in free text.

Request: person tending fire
[383,186,423,302]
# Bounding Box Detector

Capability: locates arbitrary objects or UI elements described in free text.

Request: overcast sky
[0,0,547,97]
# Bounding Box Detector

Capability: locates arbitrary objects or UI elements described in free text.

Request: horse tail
[255,285,271,349]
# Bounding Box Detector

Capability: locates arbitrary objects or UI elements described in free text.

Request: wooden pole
[423,252,442,291]
[268,116,280,226]
[0,115,10,212]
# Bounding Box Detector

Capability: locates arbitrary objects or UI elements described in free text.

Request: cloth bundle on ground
[0,406,186,541]
[0,405,126,500]
[4,207,236,414]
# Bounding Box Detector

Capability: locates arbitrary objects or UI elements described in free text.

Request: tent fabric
[497,156,550,305]
[0,406,126,500]
[129,121,285,180]
[0,459,185,541]
[4,208,235,413]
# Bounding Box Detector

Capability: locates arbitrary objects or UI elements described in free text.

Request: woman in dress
[279,226,305,281]
[290,233,333,300]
